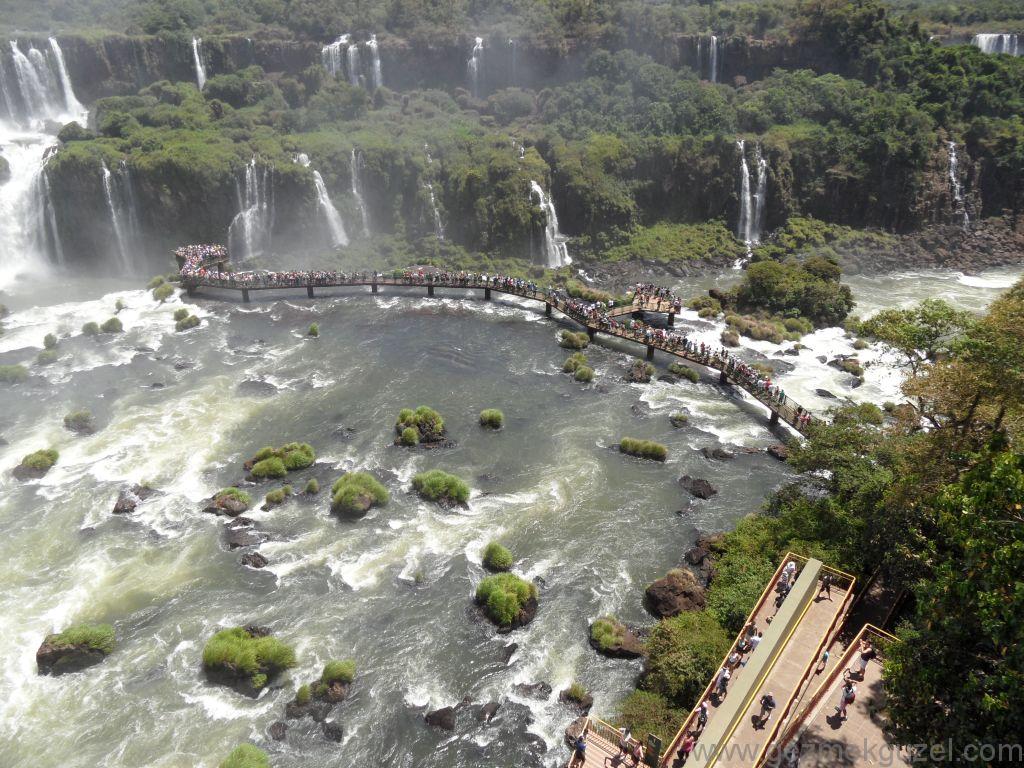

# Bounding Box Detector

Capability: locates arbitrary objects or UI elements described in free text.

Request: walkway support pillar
[667,312,675,328]
[587,327,596,340]
[769,411,780,427]
[484,287,491,300]
[371,282,378,294]
[241,289,250,303]
[646,344,655,361]
[307,286,314,298]
[545,303,551,317]
[427,284,434,297]
[186,284,196,297]
[719,370,728,384]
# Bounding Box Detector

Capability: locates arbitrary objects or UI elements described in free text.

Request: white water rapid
[191,37,206,90]
[228,156,274,260]
[530,180,569,268]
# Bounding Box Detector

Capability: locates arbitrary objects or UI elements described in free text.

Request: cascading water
[425,183,445,240]
[508,38,517,85]
[101,162,138,272]
[367,35,383,89]
[736,140,768,259]
[350,148,370,236]
[467,37,484,99]
[30,161,65,267]
[191,37,206,90]
[48,37,83,114]
[530,180,569,268]
[346,42,362,87]
[321,34,349,78]
[709,35,720,82]
[228,156,274,260]
[947,141,970,228]
[8,42,55,120]
[972,33,1020,55]
[296,153,349,247]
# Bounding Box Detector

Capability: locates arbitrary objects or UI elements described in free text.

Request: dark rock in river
[815,388,838,399]
[425,706,457,731]
[322,720,344,742]
[700,446,735,461]
[236,379,278,397]
[478,701,501,722]
[240,552,269,568]
[767,443,790,461]
[589,618,644,659]
[679,475,718,499]
[513,681,552,700]
[558,688,594,715]
[36,636,111,676]
[268,721,287,741]
[645,568,707,618]
[497,596,538,633]
[500,642,518,663]
[565,716,588,746]
[223,520,267,550]
[112,484,158,515]
[12,462,53,481]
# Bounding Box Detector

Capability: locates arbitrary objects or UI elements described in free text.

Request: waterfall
[426,183,445,240]
[191,37,206,90]
[367,35,383,89]
[736,140,768,248]
[947,141,970,227]
[101,162,137,272]
[297,152,349,247]
[710,35,720,82]
[530,180,569,268]
[350,148,370,236]
[508,38,517,85]
[321,34,349,77]
[972,33,1020,55]
[8,42,55,120]
[228,156,274,260]
[31,163,65,266]
[346,42,361,87]
[47,38,83,114]
[467,37,484,98]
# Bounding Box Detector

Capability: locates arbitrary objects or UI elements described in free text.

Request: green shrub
[331,472,389,517]
[175,314,200,332]
[304,478,320,494]
[21,449,58,471]
[559,330,590,350]
[321,659,356,685]
[565,280,613,303]
[202,627,296,691]
[152,283,175,302]
[574,365,594,383]
[412,470,470,506]
[173,308,189,321]
[265,488,287,505]
[721,329,740,347]
[296,683,311,705]
[475,572,537,627]
[642,611,732,708]
[36,349,58,365]
[43,333,57,349]
[479,409,504,429]
[215,487,252,507]
[482,541,513,572]
[689,295,721,313]
[853,339,869,350]
[668,363,699,383]
[670,412,689,427]
[395,406,445,442]
[838,358,865,378]
[697,307,717,319]
[563,352,587,373]
[0,364,28,383]
[400,427,419,446]
[590,616,626,651]
[63,411,95,433]
[147,275,166,290]
[617,690,686,745]
[307,323,319,337]
[100,317,123,333]
[219,744,270,768]
[619,437,668,462]
[81,322,100,336]
[565,681,589,704]
[48,624,115,654]
[251,456,287,479]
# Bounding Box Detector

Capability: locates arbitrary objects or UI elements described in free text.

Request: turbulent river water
[0,264,1019,768]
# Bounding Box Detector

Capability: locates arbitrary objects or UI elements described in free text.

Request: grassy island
[202,626,296,693]
[479,409,504,429]
[0,364,29,383]
[219,744,270,768]
[619,437,668,462]
[395,406,446,444]
[482,541,513,572]
[175,314,201,332]
[100,317,123,333]
[412,470,470,507]
[248,443,315,478]
[331,472,389,517]
[45,624,115,655]
[475,573,538,629]
[559,330,590,350]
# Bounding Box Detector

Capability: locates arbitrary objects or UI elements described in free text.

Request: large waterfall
[367,35,383,89]
[297,153,349,247]
[350,149,370,236]
[736,139,768,247]
[346,42,362,87]
[101,161,140,272]
[47,38,83,115]
[228,156,274,260]
[321,35,349,78]
[467,37,484,98]
[947,141,970,227]
[972,34,1020,55]
[191,37,207,89]
[530,180,569,268]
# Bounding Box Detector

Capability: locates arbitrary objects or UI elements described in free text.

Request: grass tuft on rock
[619,437,668,462]
[63,410,95,434]
[667,363,699,383]
[147,276,166,290]
[479,409,504,429]
[590,616,626,652]
[215,487,252,507]
[100,317,123,333]
[219,744,270,768]
[36,349,58,366]
[475,572,537,628]
[559,330,590,350]
[251,456,287,479]
[412,470,470,506]
[331,472,389,517]
[48,624,115,654]
[563,352,587,373]
[482,541,513,572]
[175,314,200,332]
[395,406,445,443]
[565,681,589,704]
[202,627,296,692]
[321,659,356,685]
[81,321,100,336]
[574,365,594,383]
[304,478,320,495]
[0,364,29,383]
[21,448,59,471]
[249,443,315,477]
[173,308,190,322]
[307,323,319,337]
[153,283,175,303]
[43,333,57,349]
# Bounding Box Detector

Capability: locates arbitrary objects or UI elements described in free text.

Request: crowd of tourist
[176,250,811,428]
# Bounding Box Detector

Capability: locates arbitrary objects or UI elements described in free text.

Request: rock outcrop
[644,568,707,618]
[679,475,718,499]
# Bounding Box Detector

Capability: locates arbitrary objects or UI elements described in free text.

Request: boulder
[815,388,838,399]
[513,681,552,700]
[322,720,344,742]
[644,569,707,618]
[268,721,287,741]
[284,698,333,722]
[767,443,790,461]
[223,520,267,550]
[240,552,269,569]
[700,447,735,461]
[236,379,278,397]
[500,642,518,664]
[112,484,158,515]
[558,688,594,715]
[669,413,689,428]
[425,706,457,731]
[564,716,588,747]
[679,475,718,499]
[478,701,501,722]
[36,636,110,676]
[589,619,644,659]
[12,462,51,481]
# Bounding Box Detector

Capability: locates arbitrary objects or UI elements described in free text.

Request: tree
[861,299,973,377]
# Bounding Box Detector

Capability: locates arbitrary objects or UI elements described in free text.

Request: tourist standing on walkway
[818,572,832,600]
[697,698,710,731]
[757,692,777,728]
[570,732,587,767]
[835,680,856,719]
[716,666,731,697]
[680,733,695,762]
[851,639,876,679]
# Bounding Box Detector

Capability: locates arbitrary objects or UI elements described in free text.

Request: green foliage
[411,470,470,505]
[250,443,315,475]
[563,352,588,373]
[482,541,513,572]
[43,333,57,350]
[147,275,166,290]
[215,487,252,507]
[173,308,189,321]
[251,456,287,479]
[395,406,445,442]
[153,283,175,302]
[307,323,319,337]
[479,409,504,429]
[559,330,590,350]
[565,281,613,304]
[732,259,854,328]
[565,681,589,704]
[100,317,123,333]
[295,683,311,705]
[590,616,626,651]
[218,744,270,768]
[321,659,356,685]
[721,328,740,347]
[617,690,685,744]
[81,322,100,336]
[175,314,200,331]
[202,627,296,690]
[48,624,115,655]
[304,478,319,494]
[641,611,732,709]
[860,299,972,374]
[604,221,746,264]
[63,411,95,433]
[574,366,594,383]
[331,472,389,516]
[21,449,59,471]
[400,427,419,446]
[36,349,58,366]
[475,572,537,627]
[265,488,287,505]
[0,364,28,383]
[58,122,93,143]
[619,437,668,462]
[668,363,699,383]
